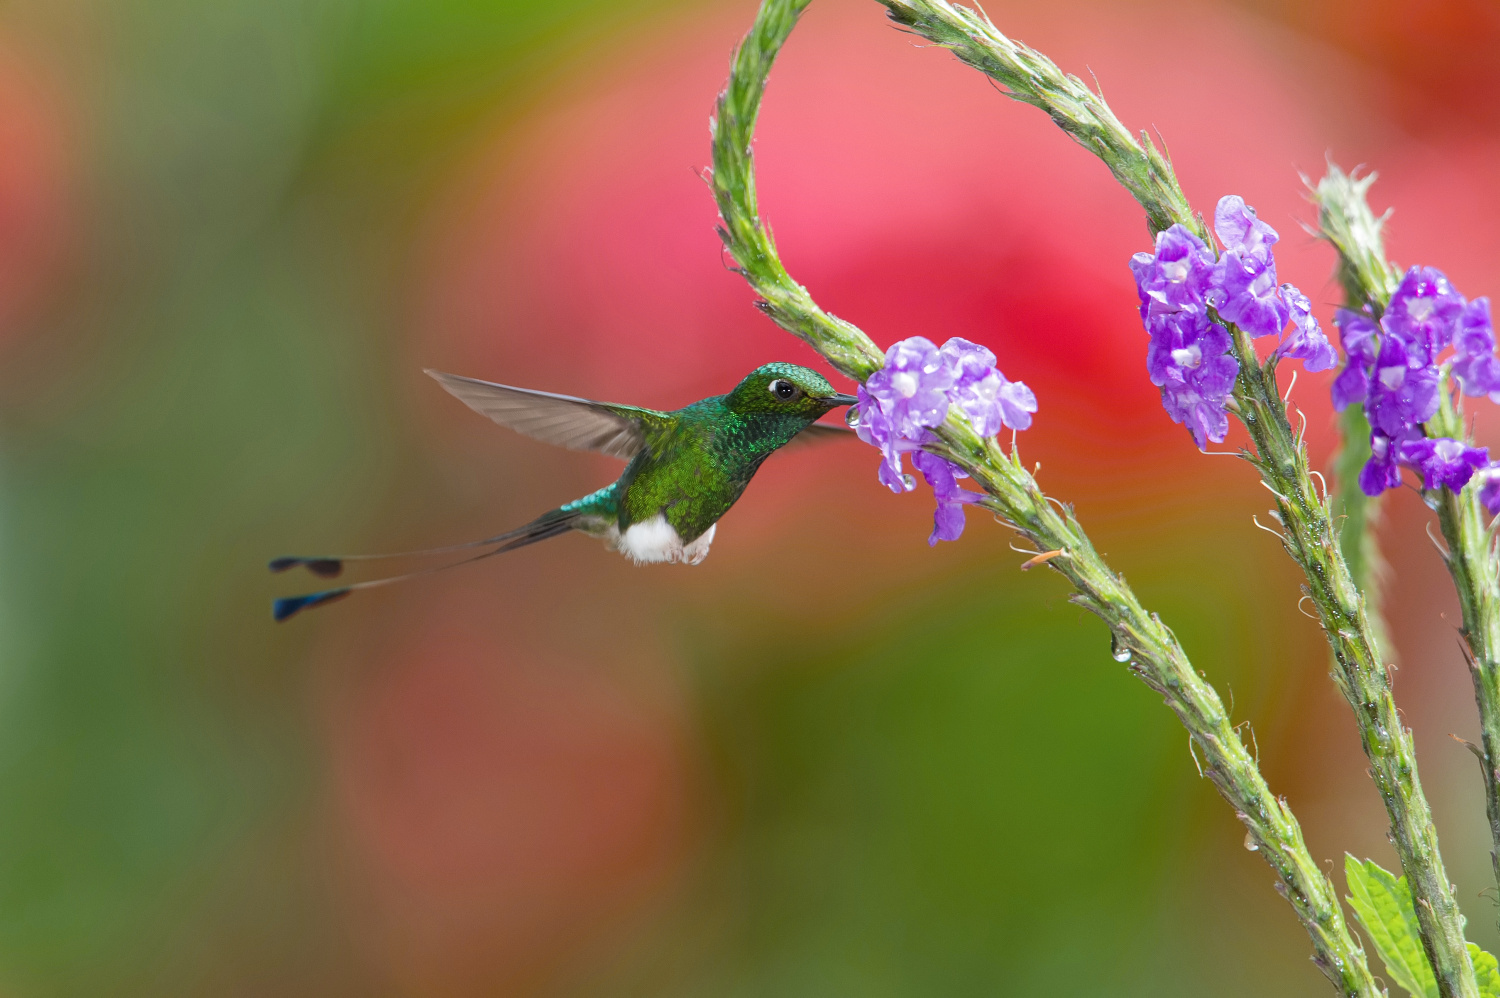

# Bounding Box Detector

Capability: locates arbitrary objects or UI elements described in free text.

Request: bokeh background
[2,0,1499,994]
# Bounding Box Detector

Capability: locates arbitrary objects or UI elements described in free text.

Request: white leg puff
[614,515,716,565]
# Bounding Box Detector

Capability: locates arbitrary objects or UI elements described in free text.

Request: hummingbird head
[725,363,858,420]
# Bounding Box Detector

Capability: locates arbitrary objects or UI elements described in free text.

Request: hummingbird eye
[769,379,801,402]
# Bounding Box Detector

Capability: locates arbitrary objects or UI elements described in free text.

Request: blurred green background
[2,0,1499,994]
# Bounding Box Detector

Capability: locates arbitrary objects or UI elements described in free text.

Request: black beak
[823,393,859,407]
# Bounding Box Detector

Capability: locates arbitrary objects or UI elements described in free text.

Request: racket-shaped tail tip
[273,587,352,622]
[268,556,344,577]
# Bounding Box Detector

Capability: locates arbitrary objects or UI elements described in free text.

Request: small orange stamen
[1020,549,1066,571]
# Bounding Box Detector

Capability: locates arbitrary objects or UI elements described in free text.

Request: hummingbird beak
[823,393,859,407]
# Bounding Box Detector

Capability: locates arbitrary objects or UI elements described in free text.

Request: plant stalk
[1312,163,1397,668]
[711,2,1382,995]
[868,3,1476,996]
[1331,403,1392,663]
[1314,163,1500,931]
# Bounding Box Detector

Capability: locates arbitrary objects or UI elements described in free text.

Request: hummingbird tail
[270,511,583,622]
[273,588,352,621]
[268,520,558,579]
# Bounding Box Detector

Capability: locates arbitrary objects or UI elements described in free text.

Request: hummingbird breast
[616,403,778,550]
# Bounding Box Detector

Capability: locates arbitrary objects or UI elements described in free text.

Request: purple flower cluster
[855,336,1036,544]
[1130,195,1337,449]
[1330,266,1497,504]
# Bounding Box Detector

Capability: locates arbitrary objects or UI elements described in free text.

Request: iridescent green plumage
[270,363,856,619]
[607,363,848,543]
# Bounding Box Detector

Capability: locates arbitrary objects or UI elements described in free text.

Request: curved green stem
[864,3,1476,996]
[710,3,1381,995]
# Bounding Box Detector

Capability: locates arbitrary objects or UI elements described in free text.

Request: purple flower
[1317,267,1500,501]
[1365,332,1441,437]
[1328,269,1500,502]
[1360,431,1405,496]
[855,335,1035,543]
[1208,196,1289,339]
[912,450,984,545]
[854,385,928,494]
[1127,216,1257,448]
[1478,463,1500,514]
[1130,225,1216,319]
[1163,383,1234,449]
[1452,297,1500,399]
[940,337,1037,434]
[1359,428,1488,497]
[1129,199,1341,445]
[1145,309,1238,448]
[1276,285,1337,371]
[1398,436,1489,492]
[1383,266,1465,360]
[996,379,1038,431]
[1211,254,1288,338]
[863,337,955,439]
[1336,278,1485,499]
[1331,308,1379,411]
[1455,296,1496,358]
[1213,195,1279,267]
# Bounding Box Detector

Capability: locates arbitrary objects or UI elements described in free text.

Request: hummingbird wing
[425,370,669,459]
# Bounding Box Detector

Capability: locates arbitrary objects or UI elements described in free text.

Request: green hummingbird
[271,362,858,620]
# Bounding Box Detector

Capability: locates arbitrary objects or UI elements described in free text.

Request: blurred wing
[781,421,859,451]
[425,370,667,460]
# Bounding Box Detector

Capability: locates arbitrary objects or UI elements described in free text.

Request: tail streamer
[270,513,579,621]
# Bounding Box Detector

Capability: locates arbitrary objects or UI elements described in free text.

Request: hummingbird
[270,363,858,621]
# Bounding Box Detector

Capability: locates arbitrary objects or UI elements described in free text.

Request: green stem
[1316,164,1397,665]
[1331,404,1392,662]
[1313,162,1500,931]
[867,4,1476,996]
[711,3,1381,995]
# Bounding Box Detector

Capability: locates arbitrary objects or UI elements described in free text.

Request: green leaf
[1470,943,1500,998]
[1344,855,1438,998]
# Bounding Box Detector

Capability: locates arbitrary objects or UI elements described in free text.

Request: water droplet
[901,474,915,490]
[1110,635,1132,663]
[1244,832,1259,851]
[845,406,860,428]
